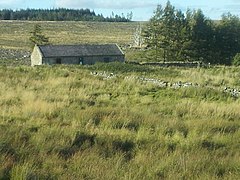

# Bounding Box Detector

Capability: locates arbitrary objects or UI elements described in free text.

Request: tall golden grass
[0,64,239,179]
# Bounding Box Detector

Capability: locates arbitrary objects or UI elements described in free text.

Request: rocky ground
[0,48,31,66]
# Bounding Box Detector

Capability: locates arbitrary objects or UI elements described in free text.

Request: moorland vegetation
[0,63,240,179]
[0,1,240,179]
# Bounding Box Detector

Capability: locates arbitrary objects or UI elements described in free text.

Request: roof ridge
[38,44,116,46]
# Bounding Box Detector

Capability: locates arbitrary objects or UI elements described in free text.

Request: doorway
[56,58,61,64]
[79,57,84,65]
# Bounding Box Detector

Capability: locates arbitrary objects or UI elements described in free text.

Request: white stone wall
[31,45,43,66]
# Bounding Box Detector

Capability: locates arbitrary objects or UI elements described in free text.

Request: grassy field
[0,63,239,179]
[0,21,138,50]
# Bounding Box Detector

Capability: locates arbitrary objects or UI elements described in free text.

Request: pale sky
[0,0,240,21]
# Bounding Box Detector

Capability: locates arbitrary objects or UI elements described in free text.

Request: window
[104,57,110,63]
[56,58,61,64]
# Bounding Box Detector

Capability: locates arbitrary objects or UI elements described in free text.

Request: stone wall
[127,61,203,68]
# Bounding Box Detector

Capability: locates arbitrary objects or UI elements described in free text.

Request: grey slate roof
[38,44,124,58]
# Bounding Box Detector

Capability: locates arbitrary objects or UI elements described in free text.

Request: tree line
[0,8,132,22]
[143,1,240,65]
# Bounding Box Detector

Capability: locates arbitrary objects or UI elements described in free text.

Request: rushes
[0,64,240,179]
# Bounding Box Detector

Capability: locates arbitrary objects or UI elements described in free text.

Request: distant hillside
[0,8,132,22]
[0,21,138,50]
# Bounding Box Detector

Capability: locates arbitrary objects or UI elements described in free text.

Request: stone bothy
[31,44,125,66]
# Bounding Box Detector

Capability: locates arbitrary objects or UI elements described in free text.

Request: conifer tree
[215,13,240,65]
[143,1,182,61]
[187,10,214,62]
[161,1,176,61]
[143,1,240,65]
[29,24,49,46]
[143,4,164,61]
